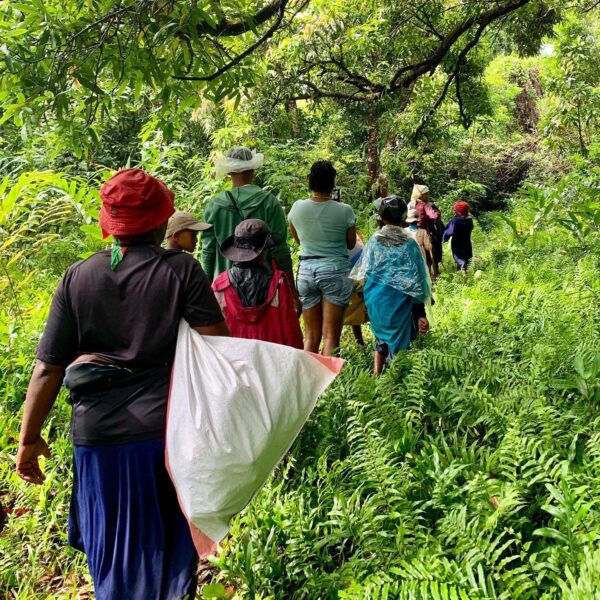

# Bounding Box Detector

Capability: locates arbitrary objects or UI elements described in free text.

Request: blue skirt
[363,280,415,356]
[453,252,471,271]
[68,438,197,600]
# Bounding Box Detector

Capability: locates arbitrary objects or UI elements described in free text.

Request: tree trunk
[367,109,378,197]
[377,174,388,198]
[286,100,300,138]
[511,68,542,134]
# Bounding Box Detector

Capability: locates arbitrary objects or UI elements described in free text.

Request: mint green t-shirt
[288,199,356,259]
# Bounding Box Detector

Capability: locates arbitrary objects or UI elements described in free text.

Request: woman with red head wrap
[16,169,229,599]
[443,201,474,273]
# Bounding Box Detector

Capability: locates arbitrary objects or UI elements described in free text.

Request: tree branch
[414,19,489,139]
[196,0,290,36]
[582,0,600,12]
[174,0,289,81]
[290,79,377,102]
[413,71,457,140]
[286,0,532,108]
[389,0,531,91]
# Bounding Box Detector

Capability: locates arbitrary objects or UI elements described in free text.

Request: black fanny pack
[63,362,135,393]
[299,255,328,260]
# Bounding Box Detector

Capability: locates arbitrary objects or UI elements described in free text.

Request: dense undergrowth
[211,218,600,599]
[1,206,598,598]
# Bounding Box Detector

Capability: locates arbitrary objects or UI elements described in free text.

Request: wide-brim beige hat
[166,211,212,238]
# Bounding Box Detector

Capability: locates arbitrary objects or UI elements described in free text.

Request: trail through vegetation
[210,214,600,599]
[1,1,600,598]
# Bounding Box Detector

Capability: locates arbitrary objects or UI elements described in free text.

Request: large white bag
[166,321,343,556]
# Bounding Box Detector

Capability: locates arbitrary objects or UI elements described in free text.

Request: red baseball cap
[99,169,175,238]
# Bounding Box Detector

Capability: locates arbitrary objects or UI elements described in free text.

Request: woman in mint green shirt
[288,161,356,356]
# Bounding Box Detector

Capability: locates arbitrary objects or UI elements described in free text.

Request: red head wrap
[99,169,175,238]
[454,201,469,217]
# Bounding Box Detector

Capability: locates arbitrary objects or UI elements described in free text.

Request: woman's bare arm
[346,226,357,250]
[288,222,301,246]
[192,321,230,337]
[16,360,65,485]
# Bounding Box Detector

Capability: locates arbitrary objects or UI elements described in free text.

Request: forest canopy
[0,1,564,143]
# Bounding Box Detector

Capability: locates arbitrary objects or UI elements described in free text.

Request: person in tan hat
[408,183,443,279]
[166,210,213,253]
[405,207,433,262]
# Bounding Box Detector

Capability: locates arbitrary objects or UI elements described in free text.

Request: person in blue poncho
[351,196,432,375]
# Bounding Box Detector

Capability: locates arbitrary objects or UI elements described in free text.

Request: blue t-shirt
[288,199,356,261]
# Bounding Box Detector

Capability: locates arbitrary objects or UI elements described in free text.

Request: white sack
[166,321,343,556]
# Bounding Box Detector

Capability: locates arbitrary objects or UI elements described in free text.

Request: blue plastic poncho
[351,226,431,354]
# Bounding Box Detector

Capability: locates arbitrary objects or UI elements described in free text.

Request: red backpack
[212,269,303,349]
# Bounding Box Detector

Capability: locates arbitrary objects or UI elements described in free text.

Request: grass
[1,214,599,599]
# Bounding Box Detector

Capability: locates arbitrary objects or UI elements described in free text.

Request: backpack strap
[226,190,246,221]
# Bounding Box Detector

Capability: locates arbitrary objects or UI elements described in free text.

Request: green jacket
[201,184,293,281]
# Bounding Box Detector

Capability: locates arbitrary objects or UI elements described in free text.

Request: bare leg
[302,302,323,353]
[322,301,346,356]
[352,325,365,346]
[427,250,437,280]
[374,351,386,376]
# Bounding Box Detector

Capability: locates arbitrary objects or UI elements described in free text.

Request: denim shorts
[297,259,353,309]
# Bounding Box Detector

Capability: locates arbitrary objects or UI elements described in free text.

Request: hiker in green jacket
[202,147,296,301]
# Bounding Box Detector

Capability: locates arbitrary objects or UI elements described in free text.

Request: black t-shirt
[36,245,224,445]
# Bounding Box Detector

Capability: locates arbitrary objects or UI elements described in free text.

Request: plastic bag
[214,148,264,178]
[166,321,343,557]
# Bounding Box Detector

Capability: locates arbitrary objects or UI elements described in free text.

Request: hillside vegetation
[1,197,599,598]
[1,1,600,598]
[208,209,600,599]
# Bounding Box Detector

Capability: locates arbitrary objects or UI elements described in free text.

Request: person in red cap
[15,168,228,600]
[443,201,474,274]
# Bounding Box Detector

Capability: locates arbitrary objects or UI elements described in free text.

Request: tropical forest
[0,0,599,598]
